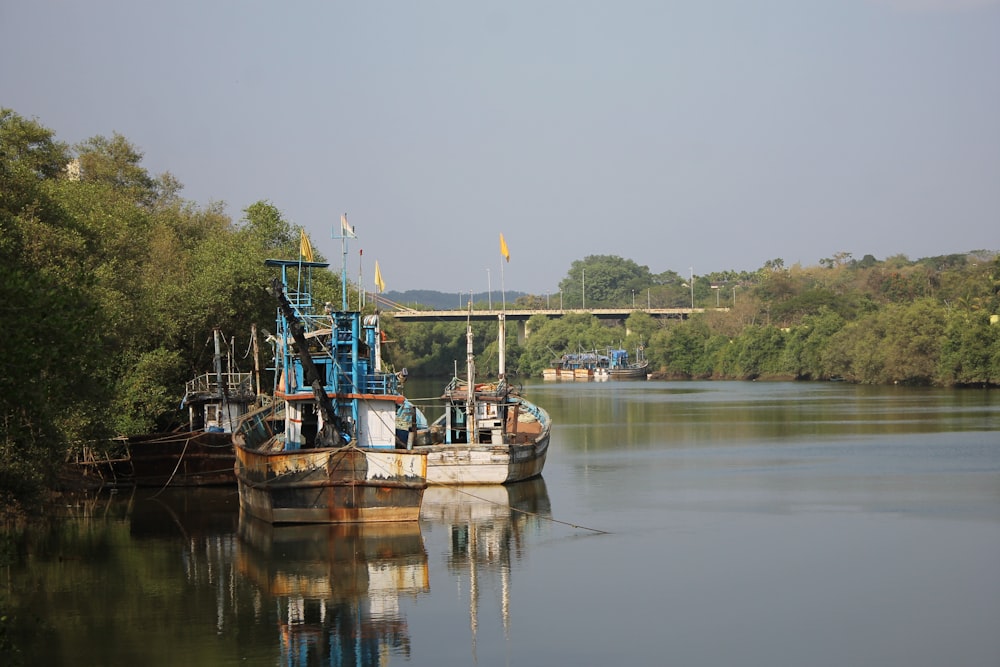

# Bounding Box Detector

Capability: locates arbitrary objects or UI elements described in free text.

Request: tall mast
[497,313,506,381]
[251,323,261,399]
[466,307,476,443]
[341,225,349,310]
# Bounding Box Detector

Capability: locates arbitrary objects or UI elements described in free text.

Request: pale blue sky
[3,0,998,293]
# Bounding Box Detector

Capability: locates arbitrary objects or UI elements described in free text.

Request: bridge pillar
[517,319,528,344]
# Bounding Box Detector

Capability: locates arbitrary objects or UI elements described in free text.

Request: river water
[4,380,999,666]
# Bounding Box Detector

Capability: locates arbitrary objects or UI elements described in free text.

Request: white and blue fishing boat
[418,314,551,485]
[607,345,650,380]
[233,256,428,524]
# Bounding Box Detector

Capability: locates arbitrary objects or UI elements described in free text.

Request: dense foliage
[385,252,1000,386]
[1,109,997,515]
[0,110,342,515]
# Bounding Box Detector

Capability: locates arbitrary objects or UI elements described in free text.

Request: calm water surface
[4,381,999,666]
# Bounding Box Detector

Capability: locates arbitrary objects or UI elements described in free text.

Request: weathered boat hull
[422,392,551,485]
[421,435,549,485]
[608,363,649,379]
[124,431,236,487]
[234,445,427,524]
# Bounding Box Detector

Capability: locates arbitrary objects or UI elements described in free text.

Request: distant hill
[381,290,528,310]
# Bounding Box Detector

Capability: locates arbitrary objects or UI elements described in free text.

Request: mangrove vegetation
[1,109,998,516]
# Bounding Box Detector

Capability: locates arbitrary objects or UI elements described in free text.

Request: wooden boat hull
[422,393,551,485]
[420,435,549,485]
[609,362,650,379]
[118,431,235,487]
[235,445,427,524]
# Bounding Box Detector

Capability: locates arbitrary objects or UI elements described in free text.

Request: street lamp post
[689,268,695,308]
[487,268,492,310]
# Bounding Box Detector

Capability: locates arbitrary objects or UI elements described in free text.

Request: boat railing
[443,376,509,397]
[184,372,256,403]
[361,371,401,395]
[282,286,314,312]
[329,369,402,396]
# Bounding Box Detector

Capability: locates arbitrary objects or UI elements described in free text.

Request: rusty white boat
[233,254,427,524]
[415,313,551,485]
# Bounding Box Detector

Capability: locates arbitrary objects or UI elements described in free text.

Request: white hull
[425,315,551,486]
[418,437,548,485]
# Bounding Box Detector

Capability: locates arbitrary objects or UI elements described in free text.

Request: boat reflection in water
[232,478,550,665]
[237,515,429,665]
[420,477,552,658]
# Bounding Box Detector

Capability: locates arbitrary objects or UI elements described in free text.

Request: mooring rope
[426,481,609,535]
[352,442,607,535]
[148,435,192,499]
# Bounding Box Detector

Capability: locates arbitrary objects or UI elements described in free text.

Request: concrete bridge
[387,307,713,342]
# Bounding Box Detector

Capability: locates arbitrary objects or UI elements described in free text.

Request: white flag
[340,213,356,238]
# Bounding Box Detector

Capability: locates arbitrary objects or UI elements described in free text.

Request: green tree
[779,308,846,380]
[559,255,652,307]
[653,318,711,377]
[728,325,787,379]
[939,311,999,386]
[0,110,108,514]
[75,133,159,206]
[877,299,946,384]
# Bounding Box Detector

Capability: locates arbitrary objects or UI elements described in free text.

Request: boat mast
[340,219,349,310]
[212,326,230,430]
[466,307,476,443]
[251,323,261,399]
[335,214,362,431]
[497,313,506,382]
[213,327,223,399]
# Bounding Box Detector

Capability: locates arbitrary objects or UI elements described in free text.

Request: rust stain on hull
[235,445,427,524]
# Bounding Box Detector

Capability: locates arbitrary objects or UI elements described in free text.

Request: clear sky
[3,0,998,294]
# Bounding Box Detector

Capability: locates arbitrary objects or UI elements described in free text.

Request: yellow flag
[374,260,385,293]
[340,213,356,238]
[300,229,315,262]
[500,233,510,262]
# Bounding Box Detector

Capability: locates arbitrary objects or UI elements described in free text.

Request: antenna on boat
[358,247,364,311]
[334,212,357,310]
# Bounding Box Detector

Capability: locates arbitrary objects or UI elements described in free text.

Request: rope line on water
[345,450,608,535]
[426,481,610,535]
